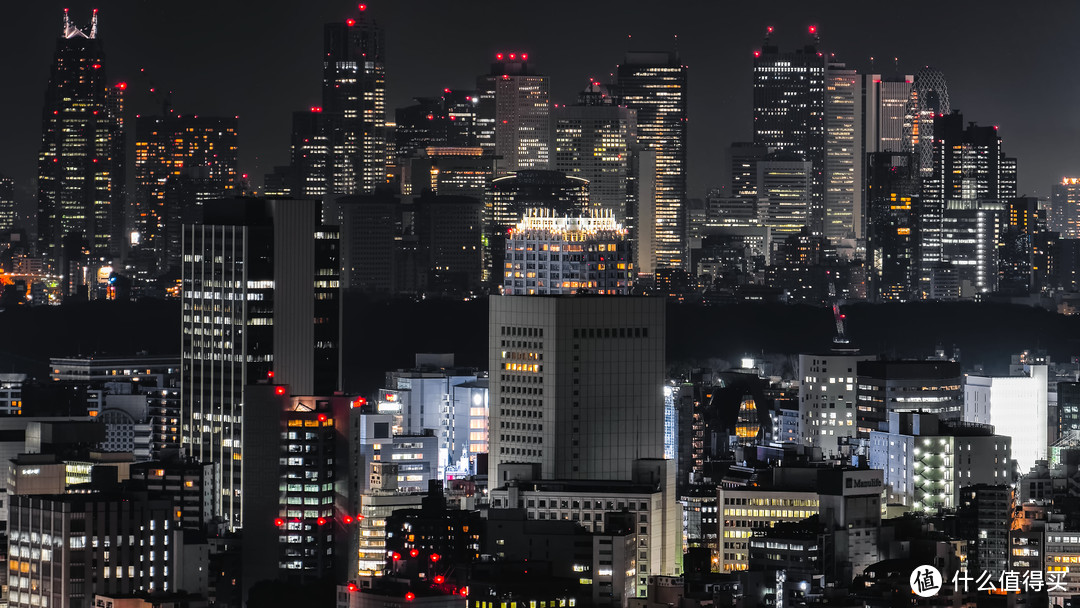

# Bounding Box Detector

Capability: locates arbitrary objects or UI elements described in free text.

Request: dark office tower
[553,82,637,220]
[923,113,1017,297]
[476,52,552,175]
[134,114,239,272]
[322,5,387,194]
[414,193,483,293]
[395,90,480,163]
[904,67,951,177]
[617,52,688,272]
[866,152,920,301]
[1060,382,1080,437]
[0,175,14,231]
[290,108,332,199]
[37,9,125,285]
[855,359,963,436]
[181,198,341,530]
[338,192,402,292]
[242,390,352,594]
[1052,178,1080,239]
[752,32,826,235]
[999,197,1045,294]
[408,147,495,200]
[727,143,771,199]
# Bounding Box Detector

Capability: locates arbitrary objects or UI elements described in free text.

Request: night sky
[4,1,1080,220]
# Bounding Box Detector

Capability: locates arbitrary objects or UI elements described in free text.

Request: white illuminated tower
[488,295,665,483]
[864,73,914,153]
[476,52,552,175]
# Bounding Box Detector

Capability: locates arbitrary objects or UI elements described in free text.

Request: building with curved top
[502,209,631,295]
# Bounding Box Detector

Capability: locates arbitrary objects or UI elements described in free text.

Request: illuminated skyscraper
[866,152,919,301]
[322,5,387,194]
[756,154,812,234]
[617,51,688,271]
[476,52,552,175]
[922,113,1016,298]
[904,67,951,177]
[823,64,862,239]
[36,9,125,289]
[1052,178,1080,239]
[134,114,239,272]
[502,210,632,295]
[553,82,637,220]
[181,198,341,530]
[0,176,14,232]
[863,74,913,153]
[752,32,825,235]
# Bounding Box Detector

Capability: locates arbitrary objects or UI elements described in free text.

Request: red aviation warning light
[359,3,367,10]
[410,549,420,558]
[434,575,445,584]
[405,593,415,601]
[317,517,327,526]
[496,53,503,60]
[275,386,286,395]
[115,82,127,90]
[391,552,402,561]
[808,25,817,34]
[346,18,356,26]
[343,516,354,524]
[274,518,285,527]
[267,371,274,379]
[352,396,367,408]
[348,583,359,592]
[753,50,761,58]
[430,553,441,563]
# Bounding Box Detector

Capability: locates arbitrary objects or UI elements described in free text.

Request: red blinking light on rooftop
[359,3,367,10]
[343,515,354,524]
[496,53,503,60]
[317,414,328,422]
[391,552,402,561]
[352,396,367,408]
[434,575,445,584]
[115,82,127,90]
[430,553,441,563]
[317,517,327,526]
[405,593,415,601]
[410,549,420,558]
[274,518,284,527]
[346,18,356,26]
[348,583,359,592]
[808,25,817,34]
[311,106,323,113]
[267,371,274,379]
[275,386,286,395]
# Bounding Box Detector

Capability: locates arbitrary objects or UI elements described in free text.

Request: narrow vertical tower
[322,4,387,195]
[37,9,125,296]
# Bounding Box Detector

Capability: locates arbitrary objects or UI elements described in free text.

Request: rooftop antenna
[90,8,98,39]
[894,56,899,72]
[870,56,875,71]
[809,24,820,45]
[764,25,774,44]
[62,8,71,37]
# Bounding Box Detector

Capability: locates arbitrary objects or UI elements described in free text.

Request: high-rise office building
[406,147,495,201]
[36,9,125,287]
[617,51,688,271]
[1052,178,1080,240]
[855,359,963,437]
[502,210,632,295]
[727,143,771,200]
[134,114,239,272]
[0,175,14,232]
[999,197,1046,294]
[863,74,913,154]
[476,53,551,175]
[180,198,341,529]
[924,113,1017,297]
[322,5,387,194]
[395,91,480,163]
[904,67,951,177]
[553,82,637,220]
[752,33,826,235]
[866,152,920,301]
[823,64,862,240]
[757,154,813,234]
[414,192,484,293]
[488,295,665,483]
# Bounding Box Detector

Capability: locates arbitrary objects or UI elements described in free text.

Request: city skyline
[3,1,1078,218]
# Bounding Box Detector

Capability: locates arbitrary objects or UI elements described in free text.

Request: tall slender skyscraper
[824,64,862,239]
[617,52,688,272]
[322,5,387,194]
[181,198,341,530]
[553,82,637,220]
[134,114,239,272]
[36,9,125,289]
[1052,178,1080,239]
[0,176,14,232]
[904,67,951,177]
[476,53,552,175]
[753,31,825,235]
[866,152,919,301]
